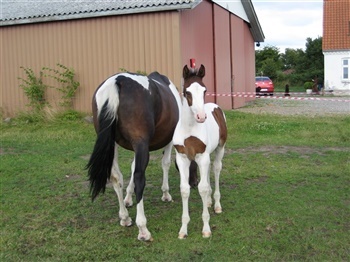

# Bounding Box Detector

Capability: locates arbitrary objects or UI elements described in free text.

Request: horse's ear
[197,64,205,78]
[183,65,190,79]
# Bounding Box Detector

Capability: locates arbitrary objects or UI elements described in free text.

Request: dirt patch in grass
[0,147,16,155]
[227,146,348,156]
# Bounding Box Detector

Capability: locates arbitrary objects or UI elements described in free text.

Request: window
[343,58,349,80]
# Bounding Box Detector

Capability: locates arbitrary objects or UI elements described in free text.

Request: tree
[260,58,280,80]
[255,46,282,79]
[281,48,304,70]
[303,37,324,83]
[255,37,324,86]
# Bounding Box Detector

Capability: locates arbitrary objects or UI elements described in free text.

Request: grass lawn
[1,111,349,261]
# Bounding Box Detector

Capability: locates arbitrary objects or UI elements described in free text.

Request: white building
[322,0,350,91]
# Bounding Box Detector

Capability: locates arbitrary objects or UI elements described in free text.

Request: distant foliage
[256,37,324,87]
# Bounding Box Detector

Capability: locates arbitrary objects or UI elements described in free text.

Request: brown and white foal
[173,64,227,239]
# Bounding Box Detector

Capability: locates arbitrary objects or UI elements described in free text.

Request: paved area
[235,94,350,116]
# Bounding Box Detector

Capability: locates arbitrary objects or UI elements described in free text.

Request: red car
[255,76,274,95]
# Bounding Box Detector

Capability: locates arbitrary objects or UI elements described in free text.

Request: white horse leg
[197,154,212,238]
[110,145,132,227]
[136,198,152,241]
[176,153,191,239]
[161,143,172,202]
[124,157,135,207]
[212,145,225,214]
[207,167,213,208]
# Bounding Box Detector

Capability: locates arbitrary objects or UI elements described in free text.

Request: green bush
[54,109,84,121]
[17,64,81,122]
[303,81,314,90]
[18,67,48,111]
[44,63,80,109]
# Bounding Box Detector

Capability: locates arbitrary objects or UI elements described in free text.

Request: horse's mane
[188,68,200,77]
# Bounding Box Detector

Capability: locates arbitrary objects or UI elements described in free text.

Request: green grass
[1,112,349,261]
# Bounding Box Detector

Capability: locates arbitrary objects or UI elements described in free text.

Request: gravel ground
[235,95,350,116]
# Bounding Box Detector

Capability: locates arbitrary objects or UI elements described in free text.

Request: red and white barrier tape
[206,92,350,103]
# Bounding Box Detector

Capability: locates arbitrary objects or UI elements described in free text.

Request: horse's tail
[87,77,120,201]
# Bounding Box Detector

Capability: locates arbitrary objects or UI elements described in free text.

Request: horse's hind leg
[124,158,135,207]
[134,142,152,241]
[161,142,172,202]
[212,145,225,214]
[110,144,132,226]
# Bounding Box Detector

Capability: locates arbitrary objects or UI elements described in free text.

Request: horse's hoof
[120,218,132,227]
[178,233,188,239]
[124,200,133,208]
[202,231,211,238]
[161,194,173,202]
[139,236,154,242]
[138,234,153,242]
[214,207,222,214]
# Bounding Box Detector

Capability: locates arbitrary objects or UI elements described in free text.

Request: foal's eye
[185,91,191,96]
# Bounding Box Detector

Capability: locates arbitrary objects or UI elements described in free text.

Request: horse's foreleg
[110,145,132,227]
[206,166,213,208]
[124,158,135,207]
[212,145,224,214]
[134,143,152,241]
[161,143,172,202]
[197,154,212,238]
[176,153,191,239]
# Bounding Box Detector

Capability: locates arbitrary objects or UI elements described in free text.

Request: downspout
[211,1,217,104]
[229,13,234,109]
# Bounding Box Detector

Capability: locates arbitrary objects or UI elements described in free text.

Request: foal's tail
[87,77,120,201]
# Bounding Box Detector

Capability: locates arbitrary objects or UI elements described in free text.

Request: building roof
[323,0,350,51]
[0,0,264,42]
[0,0,202,24]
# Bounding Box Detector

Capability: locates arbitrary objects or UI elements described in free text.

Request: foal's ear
[183,65,190,79]
[197,64,205,78]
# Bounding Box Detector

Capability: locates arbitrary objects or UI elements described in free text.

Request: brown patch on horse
[174,136,206,161]
[212,107,227,146]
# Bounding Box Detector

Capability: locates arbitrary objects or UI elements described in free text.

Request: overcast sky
[251,0,323,53]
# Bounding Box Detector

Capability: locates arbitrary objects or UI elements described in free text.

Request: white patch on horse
[119,73,150,90]
[95,75,119,120]
[186,83,207,122]
[169,80,182,111]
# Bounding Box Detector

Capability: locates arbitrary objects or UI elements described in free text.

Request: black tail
[86,100,116,201]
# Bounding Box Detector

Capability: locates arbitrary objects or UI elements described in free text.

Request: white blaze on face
[186,83,207,123]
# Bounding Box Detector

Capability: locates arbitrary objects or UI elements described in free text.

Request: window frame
[342,58,349,81]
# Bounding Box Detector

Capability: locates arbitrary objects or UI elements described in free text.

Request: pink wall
[180,0,215,104]
[180,0,256,110]
[244,24,256,103]
[230,14,246,108]
[213,5,232,110]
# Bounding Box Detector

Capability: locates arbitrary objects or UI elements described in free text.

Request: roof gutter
[241,0,264,42]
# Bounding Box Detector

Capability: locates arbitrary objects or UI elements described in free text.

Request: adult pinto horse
[87,71,182,241]
[173,65,227,239]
